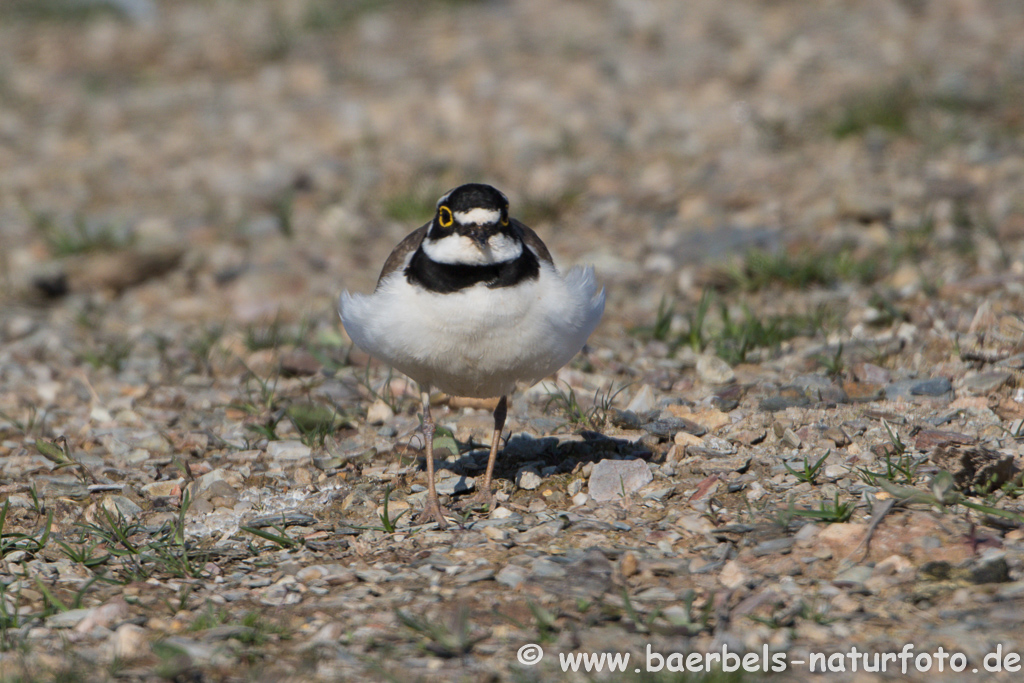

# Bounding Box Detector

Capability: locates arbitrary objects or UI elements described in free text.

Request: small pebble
[366,399,395,425]
[435,476,475,496]
[625,385,657,413]
[267,441,312,461]
[496,564,528,589]
[516,467,543,490]
[696,354,735,385]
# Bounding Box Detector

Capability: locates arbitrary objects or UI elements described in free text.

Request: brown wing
[511,218,554,265]
[375,223,429,289]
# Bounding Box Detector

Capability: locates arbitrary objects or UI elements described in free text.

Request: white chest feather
[339,259,605,398]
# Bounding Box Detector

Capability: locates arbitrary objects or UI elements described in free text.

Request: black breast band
[405,247,540,294]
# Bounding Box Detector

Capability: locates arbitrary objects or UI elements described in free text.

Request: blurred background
[0,0,1022,346]
[1,4,1024,679]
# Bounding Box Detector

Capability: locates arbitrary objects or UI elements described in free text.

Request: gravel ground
[2,1,1024,681]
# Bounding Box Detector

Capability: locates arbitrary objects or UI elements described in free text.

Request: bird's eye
[438,206,453,228]
[501,207,509,226]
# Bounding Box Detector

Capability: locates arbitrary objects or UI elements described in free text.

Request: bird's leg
[415,387,449,529]
[463,395,507,510]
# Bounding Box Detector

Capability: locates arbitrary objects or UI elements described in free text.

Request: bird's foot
[415,497,451,530]
[460,488,495,514]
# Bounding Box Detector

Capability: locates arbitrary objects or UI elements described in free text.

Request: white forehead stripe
[454,208,501,225]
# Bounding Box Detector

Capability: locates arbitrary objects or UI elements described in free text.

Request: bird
[339,183,604,529]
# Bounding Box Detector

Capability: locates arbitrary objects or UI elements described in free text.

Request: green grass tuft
[729,248,880,291]
[35,213,133,256]
[832,83,917,138]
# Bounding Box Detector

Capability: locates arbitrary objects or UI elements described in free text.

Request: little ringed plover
[339,183,604,528]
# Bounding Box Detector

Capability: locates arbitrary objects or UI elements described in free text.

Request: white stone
[516,467,543,490]
[625,384,656,414]
[108,624,148,661]
[719,559,749,589]
[267,440,312,461]
[366,399,394,425]
[588,459,653,502]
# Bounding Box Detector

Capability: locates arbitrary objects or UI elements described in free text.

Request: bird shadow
[430,430,654,484]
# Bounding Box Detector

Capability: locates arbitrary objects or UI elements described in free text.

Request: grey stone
[100,495,143,520]
[610,409,643,430]
[792,374,848,403]
[4,315,37,340]
[702,436,737,455]
[454,568,496,584]
[518,519,568,543]
[833,565,872,590]
[885,378,953,401]
[527,418,563,433]
[496,564,528,589]
[635,586,677,601]
[792,374,833,391]
[696,354,735,384]
[435,476,475,496]
[260,576,303,606]
[46,608,92,629]
[962,371,1011,394]
[588,458,653,502]
[644,416,705,438]
[910,377,954,396]
[354,568,392,583]
[247,512,317,528]
[853,362,892,384]
[4,495,34,510]
[529,557,567,579]
[759,395,810,411]
[195,468,232,493]
[752,538,794,556]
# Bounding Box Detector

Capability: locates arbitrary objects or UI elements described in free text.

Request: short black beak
[469,228,491,249]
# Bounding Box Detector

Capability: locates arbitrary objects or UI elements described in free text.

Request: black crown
[442,184,508,212]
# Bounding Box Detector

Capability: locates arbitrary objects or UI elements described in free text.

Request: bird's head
[423,183,520,265]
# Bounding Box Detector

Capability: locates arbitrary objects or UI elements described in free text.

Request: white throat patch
[421,232,523,265]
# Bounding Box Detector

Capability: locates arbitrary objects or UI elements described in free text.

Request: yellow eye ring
[438,206,453,228]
